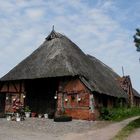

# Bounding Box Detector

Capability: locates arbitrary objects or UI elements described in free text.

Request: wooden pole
[122,66,125,76]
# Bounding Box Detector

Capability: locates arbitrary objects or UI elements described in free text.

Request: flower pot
[38,114,42,118]
[16,117,21,122]
[6,116,11,121]
[31,112,36,117]
[16,113,20,117]
[25,112,30,118]
[44,114,48,119]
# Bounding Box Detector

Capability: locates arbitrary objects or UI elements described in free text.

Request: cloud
[25,8,45,20]
[0,0,140,92]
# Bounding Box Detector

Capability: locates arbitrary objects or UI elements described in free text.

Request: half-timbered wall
[0,81,25,112]
[57,78,95,120]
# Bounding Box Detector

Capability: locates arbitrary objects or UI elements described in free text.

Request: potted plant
[31,112,36,117]
[24,106,31,118]
[15,113,21,121]
[44,113,48,118]
[16,116,21,122]
[38,114,42,118]
[6,115,11,121]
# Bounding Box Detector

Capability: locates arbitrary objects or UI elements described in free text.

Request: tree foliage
[133,28,140,52]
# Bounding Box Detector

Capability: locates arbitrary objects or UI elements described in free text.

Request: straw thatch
[1,30,139,98]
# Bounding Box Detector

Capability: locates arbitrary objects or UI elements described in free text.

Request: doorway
[25,78,58,114]
[0,93,6,113]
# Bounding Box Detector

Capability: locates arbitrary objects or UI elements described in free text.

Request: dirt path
[127,128,140,140]
[62,116,140,140]
[0,116,139,140]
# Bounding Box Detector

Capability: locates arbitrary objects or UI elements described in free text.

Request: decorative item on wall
[54,95,57,99]
[71,95,76,101]
[77,97,81,102]
[54,91,58,99]
[23,94,26,98]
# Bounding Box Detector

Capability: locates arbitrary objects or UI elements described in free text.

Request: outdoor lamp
[54,95,57,99]
[23,95,26,98]
[78,97,81,102]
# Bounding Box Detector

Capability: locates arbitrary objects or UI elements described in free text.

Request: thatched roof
[87,56,140,98]
[1,30,138,98]
[133,89,140,98]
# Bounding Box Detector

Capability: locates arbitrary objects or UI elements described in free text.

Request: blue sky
[0,0,140,92]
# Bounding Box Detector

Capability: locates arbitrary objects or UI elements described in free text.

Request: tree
[133,28,140,52]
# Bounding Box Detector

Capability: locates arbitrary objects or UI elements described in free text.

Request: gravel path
[0,116,139,140]
[62,116,140,140]
[0,118,109,140]
[127,128,140,140]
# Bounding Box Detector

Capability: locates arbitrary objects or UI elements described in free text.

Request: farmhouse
[0,30,140,120]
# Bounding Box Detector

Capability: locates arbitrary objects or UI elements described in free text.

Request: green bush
[100,107,140,121]
[100,107,111,120]
[24,106,31,112]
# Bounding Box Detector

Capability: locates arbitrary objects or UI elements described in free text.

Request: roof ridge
[45,30,62,41]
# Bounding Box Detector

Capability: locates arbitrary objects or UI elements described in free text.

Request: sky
[0,0,140,92]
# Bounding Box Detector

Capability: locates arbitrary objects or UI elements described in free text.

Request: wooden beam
[12,82,19,93]
[7,82,9,93]
[19,81,22,93]
[0,82,3,92]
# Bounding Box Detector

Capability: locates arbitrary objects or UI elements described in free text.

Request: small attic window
[46,34,56,41]
[46,26,59,41]
[46,31,60,41]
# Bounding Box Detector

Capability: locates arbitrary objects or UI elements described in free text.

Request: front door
[0,93,6,113]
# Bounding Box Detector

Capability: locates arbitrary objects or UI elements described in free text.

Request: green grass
[100,107,140,121]
[112,117,140,140]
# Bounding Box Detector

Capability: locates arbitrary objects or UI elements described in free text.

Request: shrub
[100,107,140,121]
[100,107,111,120]
[24,106,31,112]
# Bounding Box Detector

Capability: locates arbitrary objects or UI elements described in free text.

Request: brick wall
[57,78,95,120]
[0,81,25,113]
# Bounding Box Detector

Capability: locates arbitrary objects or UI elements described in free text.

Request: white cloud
[0,0,140,92]
[25,8,45,20]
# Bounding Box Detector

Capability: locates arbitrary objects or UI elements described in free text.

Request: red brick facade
[56,79,95,120]
[1,77,139,121]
